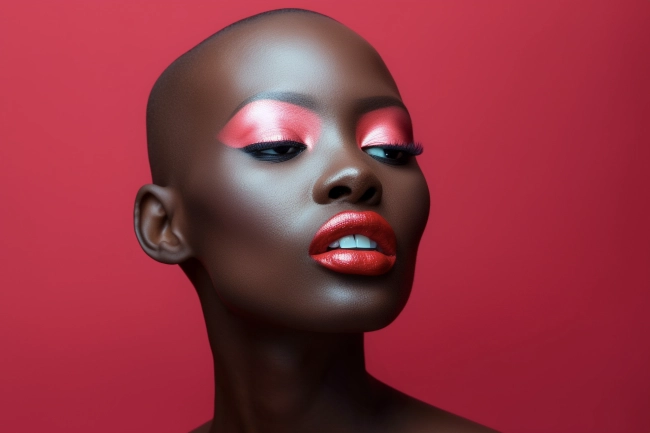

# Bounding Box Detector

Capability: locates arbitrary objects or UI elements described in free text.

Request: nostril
[359,187,376,202]
[329,186,351,200]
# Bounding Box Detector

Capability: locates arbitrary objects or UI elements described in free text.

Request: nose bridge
[311,130,382,205]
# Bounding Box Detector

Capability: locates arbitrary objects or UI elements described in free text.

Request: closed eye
[242,140,307,162]
[363,143,423,166]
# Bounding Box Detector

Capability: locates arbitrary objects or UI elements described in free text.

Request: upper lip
[308,211,397,256]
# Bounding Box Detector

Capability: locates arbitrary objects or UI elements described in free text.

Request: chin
[197,250,417,334]
[294,273,415,333]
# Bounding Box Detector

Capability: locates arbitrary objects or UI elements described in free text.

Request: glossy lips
[309,211,397,276]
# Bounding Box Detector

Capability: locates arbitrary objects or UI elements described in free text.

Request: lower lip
[310,250,396,276]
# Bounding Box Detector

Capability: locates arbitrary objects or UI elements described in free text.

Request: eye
[242,140,308,162]
[363,143,423,166]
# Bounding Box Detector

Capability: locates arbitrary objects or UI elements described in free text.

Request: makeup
[217,99,321,149]
[309,211,397,276]
[356,106,414,148]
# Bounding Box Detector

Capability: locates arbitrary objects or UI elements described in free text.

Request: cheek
[180,148,312,271]
[178,155,331,328]
[177,145,426,331]
[386,169,430,251]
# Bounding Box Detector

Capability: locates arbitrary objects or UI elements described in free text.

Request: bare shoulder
[402,401,500,433]
[187,420,211,433]
[373,382,500,433]
[185,390,500,433]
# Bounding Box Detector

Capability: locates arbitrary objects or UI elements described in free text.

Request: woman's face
[174,15,430,332]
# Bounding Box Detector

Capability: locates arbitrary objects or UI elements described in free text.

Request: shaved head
[136,5,429,332]
[146,9,335,185]
[144,8,394,185]
[133,10,491,432]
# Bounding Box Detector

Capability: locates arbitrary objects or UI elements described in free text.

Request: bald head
[145,8,398,185]
[135,8,430,336]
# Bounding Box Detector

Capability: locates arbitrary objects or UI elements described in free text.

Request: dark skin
[135,10,499,433]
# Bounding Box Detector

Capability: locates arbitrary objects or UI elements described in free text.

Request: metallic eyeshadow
[217,100,321,149]
[356,106,414,148]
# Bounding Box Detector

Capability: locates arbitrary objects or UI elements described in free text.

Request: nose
[312,155,383,206]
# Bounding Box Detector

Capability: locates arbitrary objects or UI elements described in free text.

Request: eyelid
[217,100,321,150]
[356,106,414,148]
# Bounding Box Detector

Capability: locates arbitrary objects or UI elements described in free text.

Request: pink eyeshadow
[217,100,321,149]
[356,106,414,148]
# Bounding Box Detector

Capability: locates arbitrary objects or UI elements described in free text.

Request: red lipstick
[309,211,397,276]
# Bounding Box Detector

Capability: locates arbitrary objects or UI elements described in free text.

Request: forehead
[191,14,401,119]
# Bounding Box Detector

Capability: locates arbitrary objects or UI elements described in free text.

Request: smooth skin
[135,9,499,433]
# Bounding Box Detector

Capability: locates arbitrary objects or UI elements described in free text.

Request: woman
[135,8,497,433]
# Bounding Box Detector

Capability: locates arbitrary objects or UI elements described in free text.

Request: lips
[309,211,397,276]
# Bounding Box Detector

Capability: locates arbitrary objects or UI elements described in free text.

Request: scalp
[145,9,340,185]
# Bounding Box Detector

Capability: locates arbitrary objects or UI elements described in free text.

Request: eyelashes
[226,102,421,165]
[242,139,423,166]
[364,142,423,155]
[242,140,308,162]
[363,142,423,166]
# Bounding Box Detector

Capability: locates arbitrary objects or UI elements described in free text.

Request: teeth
[355,234,371,248]
[328,234,378,250]
[339,235,357,249]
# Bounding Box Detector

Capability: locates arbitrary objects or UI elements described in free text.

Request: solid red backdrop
[1,1,648,432]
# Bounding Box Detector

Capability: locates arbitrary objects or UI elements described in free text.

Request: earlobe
[134,184,192,264]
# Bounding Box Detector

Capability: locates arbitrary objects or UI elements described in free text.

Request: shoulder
[405,402,500,433]
[394,401,500,433]
[187,420,211,433]
[186,391,500,433]
[373,383,500,433]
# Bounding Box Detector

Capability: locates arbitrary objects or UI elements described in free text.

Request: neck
[211,321,371,433]
[183,259,384,433]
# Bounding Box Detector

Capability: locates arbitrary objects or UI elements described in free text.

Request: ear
[134,184,192,264]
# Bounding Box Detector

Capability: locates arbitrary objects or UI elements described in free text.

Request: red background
[1,1,648,432]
